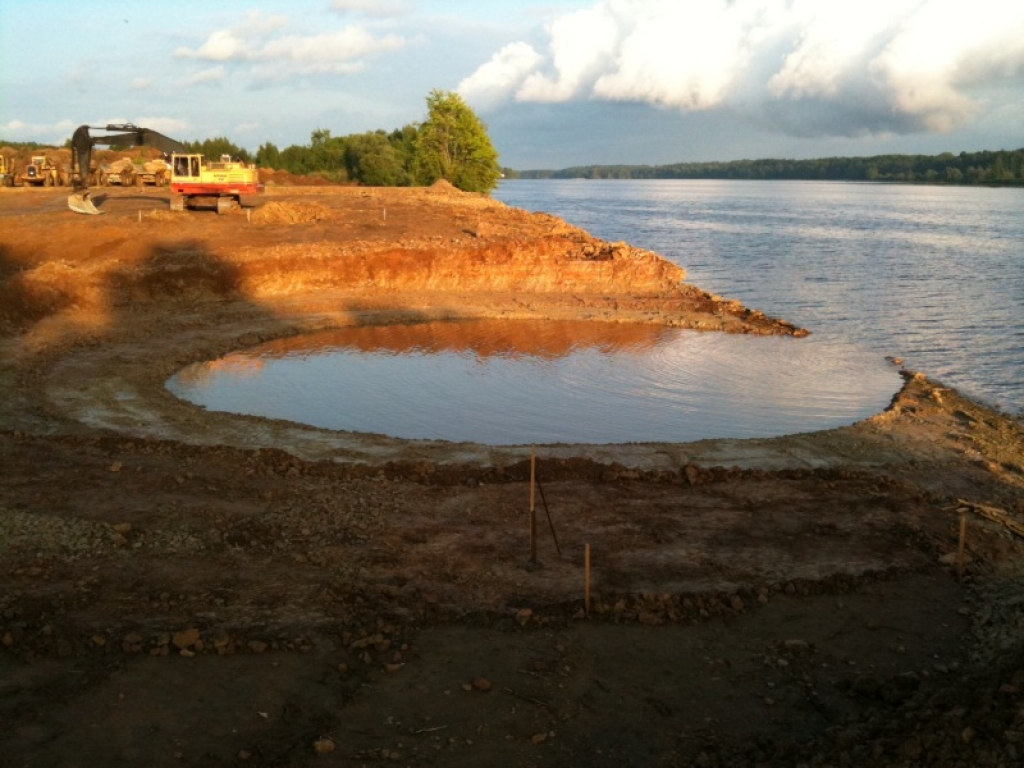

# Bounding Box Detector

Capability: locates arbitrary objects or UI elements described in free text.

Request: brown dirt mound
[428,178,463,195]
[250,200,333,224]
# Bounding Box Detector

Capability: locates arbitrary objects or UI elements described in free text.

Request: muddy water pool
[167,319,899,445]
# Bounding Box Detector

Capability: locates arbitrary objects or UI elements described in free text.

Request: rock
[313,738,335,755]
[784,639,810,653]
[112,522,132,534]
[531,733,547,744]
[472,676,492,692]
[248,640,268,654]
[901,736,923,759]
[237,749,252,760]
[939,552,973,565]
[515,608,533,626]
[684,465,700,486]
[172,628,200,650]
[108,462,122,472]
[729,595,744,612]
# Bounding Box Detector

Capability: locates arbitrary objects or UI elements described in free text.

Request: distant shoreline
[508,147,1024,186]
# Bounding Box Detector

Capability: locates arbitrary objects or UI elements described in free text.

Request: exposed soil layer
[2,185,1024,767]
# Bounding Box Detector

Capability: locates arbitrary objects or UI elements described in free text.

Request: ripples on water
[494,180,1024,416]
[167,320,899,445]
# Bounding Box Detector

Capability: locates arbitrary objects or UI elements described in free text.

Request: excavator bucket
[68,190,103,215]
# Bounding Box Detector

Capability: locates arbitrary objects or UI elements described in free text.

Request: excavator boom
[69,124,186,214]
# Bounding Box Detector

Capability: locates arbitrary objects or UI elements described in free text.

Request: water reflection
[167,319,901,445]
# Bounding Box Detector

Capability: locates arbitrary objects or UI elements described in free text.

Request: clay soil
[2,184,1024,768]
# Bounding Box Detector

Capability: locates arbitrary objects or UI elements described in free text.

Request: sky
[2,0,1022,169]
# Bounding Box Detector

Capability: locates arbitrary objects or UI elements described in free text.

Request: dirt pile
[250,200,333,224]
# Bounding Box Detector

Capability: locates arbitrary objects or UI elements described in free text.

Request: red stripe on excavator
[170,183,264,195]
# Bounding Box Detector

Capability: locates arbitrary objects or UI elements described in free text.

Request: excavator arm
[69,124,186,214]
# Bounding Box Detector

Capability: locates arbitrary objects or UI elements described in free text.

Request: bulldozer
[19,155,67,187]
[0,155,14,187]
[69,124,263,214]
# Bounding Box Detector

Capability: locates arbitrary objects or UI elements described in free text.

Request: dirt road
[2,184,1024,767]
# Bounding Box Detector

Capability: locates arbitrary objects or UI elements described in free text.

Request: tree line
[2,90,502,193]
[512,148,1024,185]
[232,90,499,192]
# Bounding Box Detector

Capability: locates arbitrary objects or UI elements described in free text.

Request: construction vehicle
[168,153,262,214]
[19,155,68,187]
[69,124,263,215]
[138,158,170,186]
[0,155,14,187]
[98,158,136,186]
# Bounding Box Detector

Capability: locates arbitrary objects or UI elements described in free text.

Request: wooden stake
[957,514,967,582]
[584,544,591,616]
[537,476,561,556]
[529,446,537,562]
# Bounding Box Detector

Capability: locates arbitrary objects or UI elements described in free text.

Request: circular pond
[166,319,901,445]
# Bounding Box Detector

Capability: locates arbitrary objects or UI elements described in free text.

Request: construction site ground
[1,184,1024,767]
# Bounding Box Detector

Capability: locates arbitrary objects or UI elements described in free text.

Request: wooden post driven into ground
[957,514,967,582]
[584,543,591,616]
[530,446,537,563]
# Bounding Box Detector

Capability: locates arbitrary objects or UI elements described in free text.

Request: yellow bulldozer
[19,155,68,187]
[0,155,15,187]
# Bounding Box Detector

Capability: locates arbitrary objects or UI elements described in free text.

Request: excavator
[69,123,263,215]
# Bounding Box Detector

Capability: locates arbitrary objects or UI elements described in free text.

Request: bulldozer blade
[68,191,103,215]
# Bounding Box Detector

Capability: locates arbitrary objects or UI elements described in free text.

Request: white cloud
[183,66,227,86]
[2,118,76,144]
[129,77,153,91]
[462,0,1024,138]
[330,0,408,17]
[257,28,405,74]
[174,15,407,83]
[458,42,544,108]
[177,30,248,61]
[134,117,190,136]
[517,5,619,102]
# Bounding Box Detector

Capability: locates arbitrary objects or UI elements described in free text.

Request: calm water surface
[168,180,1023,444]
[167,319,898,445]
[496,180,1024,416]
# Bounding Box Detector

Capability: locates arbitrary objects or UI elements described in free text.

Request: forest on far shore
[509,147,1024,185]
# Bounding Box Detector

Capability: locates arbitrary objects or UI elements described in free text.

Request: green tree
[256,141,281,169]
[413,90,500,192]
[345,131,407,186]
[182,137,251,162]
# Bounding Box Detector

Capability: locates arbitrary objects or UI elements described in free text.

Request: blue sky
[2,0,1022,169]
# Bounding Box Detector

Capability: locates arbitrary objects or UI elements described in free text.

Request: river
[495,179,1024,417]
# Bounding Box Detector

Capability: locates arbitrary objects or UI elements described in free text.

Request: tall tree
[413,90,500,193]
